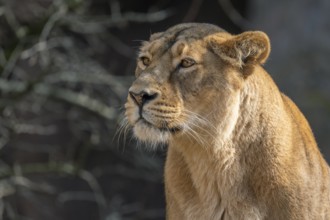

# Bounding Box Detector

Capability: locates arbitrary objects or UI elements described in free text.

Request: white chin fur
[133,120,170,145]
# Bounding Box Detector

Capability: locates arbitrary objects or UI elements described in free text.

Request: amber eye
[180,58,196,68]
[140,57,151,66]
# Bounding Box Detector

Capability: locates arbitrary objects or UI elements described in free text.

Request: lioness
[124,23,330,219]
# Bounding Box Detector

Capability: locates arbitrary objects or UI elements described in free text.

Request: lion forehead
[140,23,231,57]
[140,39,209,67]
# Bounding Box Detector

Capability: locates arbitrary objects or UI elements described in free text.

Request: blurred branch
[122,10,173,23]
[109,0,173,24]
[0,180,15,198]
[57,191,103,203]
[39,85,117,120]
[104,198,165,219]
[8,176,55,194]
[12,123,57,135]
[109,0,121,21]
[0,79,117,120]
[93,164,162,182]
[0,162,70,199]
[0,6,5,17]
[182,0,204,22]
[64,6,173,34]
[79,170,107,219]
[0,125,10,150]
[0,0,167,218]
[0,78,28,92]
[45,71,130,96]
[218,0,252,29]
[105,33,135,57]
[39,1,68,43]
[39,0,68,67]
[0,162,77,180]
[20,37,72,60]
[0,47,6,66]
[1,44,23,79]
[3,202,18,220]
[2,2,27,39]
[0,200,4,219]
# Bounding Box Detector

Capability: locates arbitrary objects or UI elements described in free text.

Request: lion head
[125,23,270,146]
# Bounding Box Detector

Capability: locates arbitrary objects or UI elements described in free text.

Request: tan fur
[124,23,330,219]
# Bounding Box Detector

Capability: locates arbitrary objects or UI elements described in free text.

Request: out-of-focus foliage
[0,0,172,219]
[0,0,329,219]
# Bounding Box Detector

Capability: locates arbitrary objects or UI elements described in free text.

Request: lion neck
[168,68,272,200]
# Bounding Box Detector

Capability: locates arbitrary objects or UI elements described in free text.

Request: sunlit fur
[124,23,330,220]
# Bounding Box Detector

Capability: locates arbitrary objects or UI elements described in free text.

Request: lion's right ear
[209,31,271,77]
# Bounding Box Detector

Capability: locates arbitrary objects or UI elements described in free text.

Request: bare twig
[1,44,23,79]
[0,79,117,120]
[0,125,10,150]
[37,85,117,120]
[123,10,173,23]
[4,202,17,220]
[63,9,173,34]
[0,78,27,92]
[11,123,57,135]
[104,33,135,57]
[2,2,26,39]
[0,162,77,180]
[0,47,6,66]
[79,170,107,219]
[218,0,252,29]
[20,38,72,60]
[10,176,56,194]
[0,6,5,17]
[0,199,4,219]
[39,1,67,42]
[39,1,68,67]
[109,0,122,22]
[58,191,103,203]
[182,0,204,22]
[0,180,16,198]
[93,163,162,182]
[45,71,130,97]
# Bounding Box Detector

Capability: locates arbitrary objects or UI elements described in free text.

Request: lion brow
[156,27,193,57]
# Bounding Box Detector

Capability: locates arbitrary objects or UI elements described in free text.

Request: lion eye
[141,57,151,66]
[180,58,196,68]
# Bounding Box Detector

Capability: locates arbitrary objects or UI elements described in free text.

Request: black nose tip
[129,91,158,107]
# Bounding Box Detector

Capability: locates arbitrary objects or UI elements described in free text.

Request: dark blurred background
[0,0,329,219]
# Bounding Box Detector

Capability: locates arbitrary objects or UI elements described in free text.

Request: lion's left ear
[209,31,270,77]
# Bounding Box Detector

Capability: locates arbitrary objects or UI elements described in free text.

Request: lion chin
[133,119,171,145]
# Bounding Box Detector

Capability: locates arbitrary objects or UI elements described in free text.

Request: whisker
[113,118,126,143]
[182,109,218,130]
[123,120,132,145]
[180,111,217,140]
[184,124,205,145]
[170,116,206,147]
[114,117,131,152]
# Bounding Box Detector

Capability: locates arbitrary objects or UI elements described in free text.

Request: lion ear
[209,31,270,77]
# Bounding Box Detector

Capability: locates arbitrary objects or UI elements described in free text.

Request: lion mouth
[137,117,182,134]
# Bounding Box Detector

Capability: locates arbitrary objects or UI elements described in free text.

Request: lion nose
[129,90,159,107]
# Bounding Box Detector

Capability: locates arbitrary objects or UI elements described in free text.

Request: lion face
[125,23,270,145]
